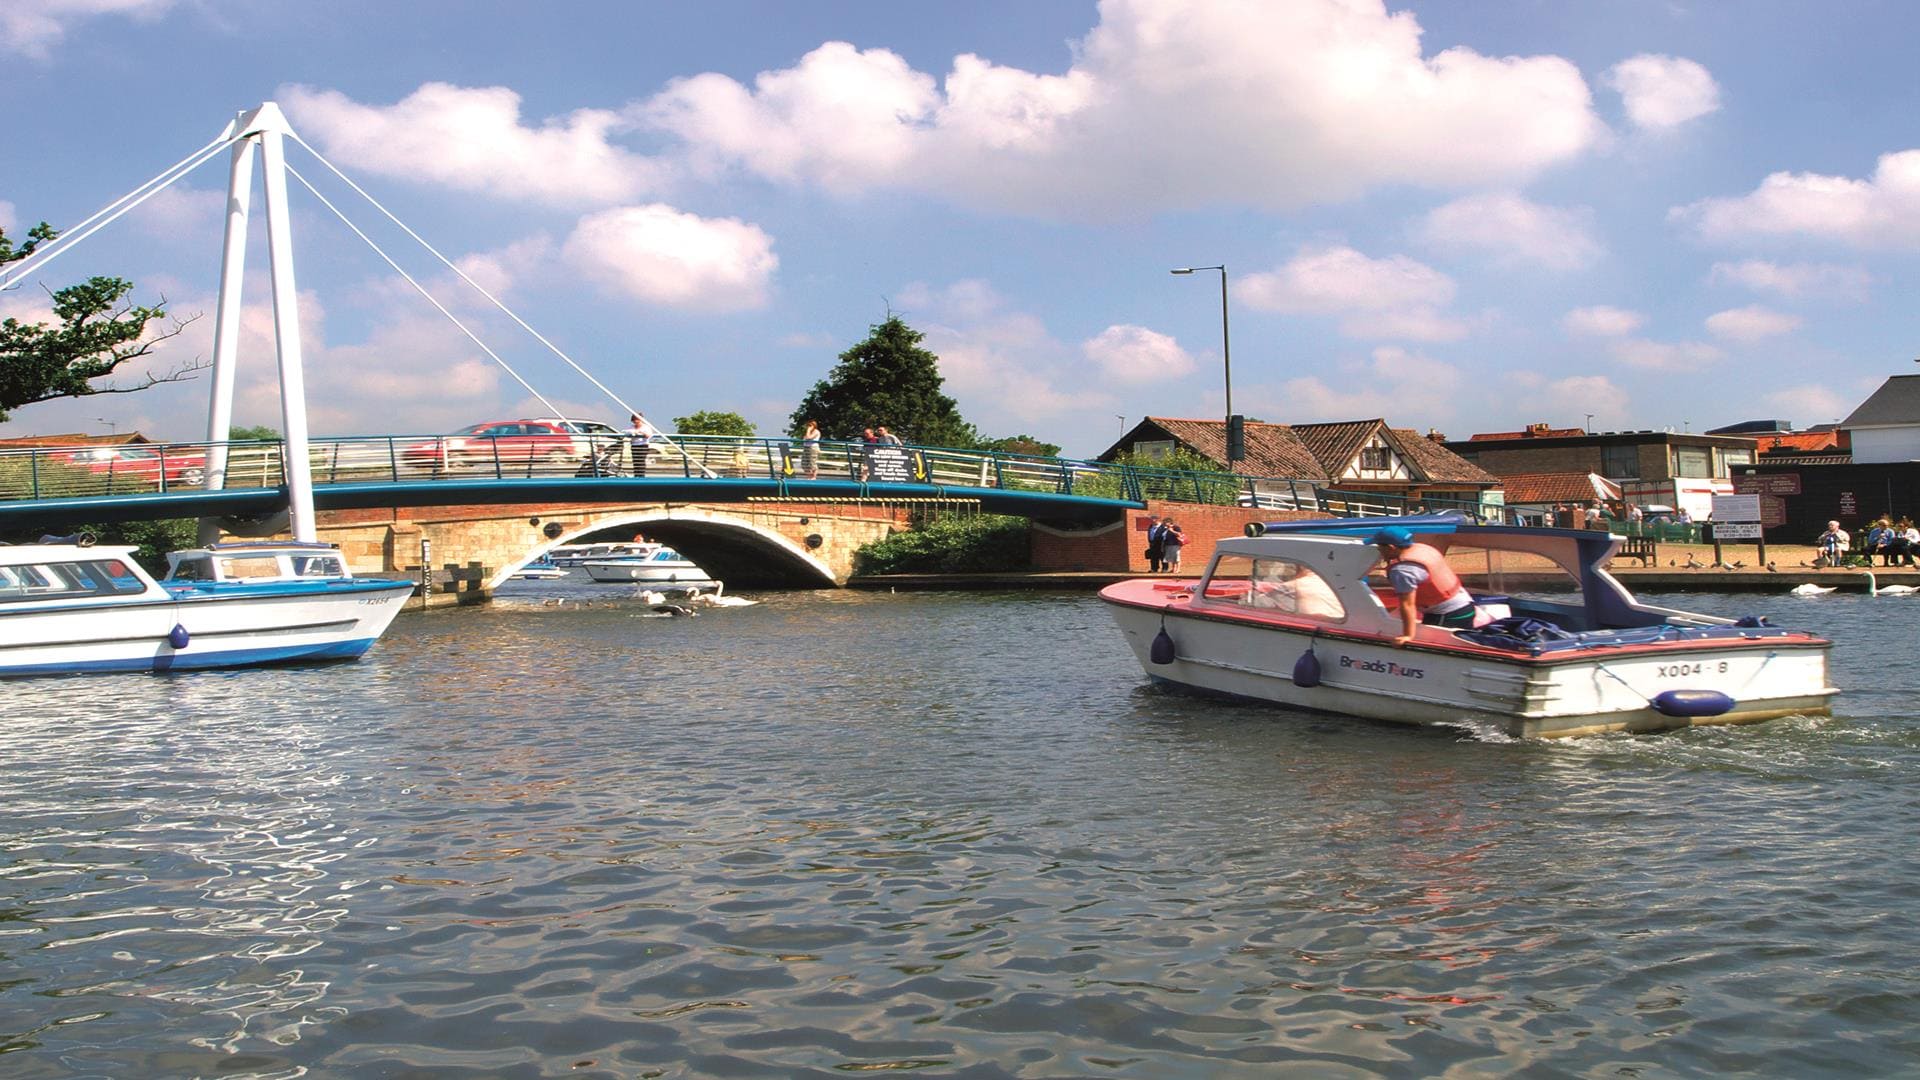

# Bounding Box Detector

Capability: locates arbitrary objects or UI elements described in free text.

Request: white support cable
[287,132,717,477]
[0,132,241,290]
[283,162,570,421]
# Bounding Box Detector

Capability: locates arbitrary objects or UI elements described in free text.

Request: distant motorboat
[583,546,711,584]
[514,556,569,580]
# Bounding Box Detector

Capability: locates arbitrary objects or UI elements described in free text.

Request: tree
[979,434,1062,458]
[790,316,980,447]
[228,424,281,442]
[0,221,199,423]
[672,410,755,437]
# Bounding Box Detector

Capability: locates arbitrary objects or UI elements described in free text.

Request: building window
[1132,440,1175,461]
[1674,446,1711,478]
[1601,444,1638,479]
[1360,447,1391,471]
[1717,448,1752,477]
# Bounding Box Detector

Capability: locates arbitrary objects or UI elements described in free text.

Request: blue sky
[5,0,1920,457]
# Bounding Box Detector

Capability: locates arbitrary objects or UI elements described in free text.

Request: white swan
[1866,571,1920,596]
[1790,583,1836,596]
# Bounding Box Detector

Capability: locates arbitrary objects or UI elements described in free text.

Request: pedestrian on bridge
[800,420,821,480]
[627,413,653,475]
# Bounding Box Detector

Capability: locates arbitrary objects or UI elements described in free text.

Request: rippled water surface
[2,579,1917,1078]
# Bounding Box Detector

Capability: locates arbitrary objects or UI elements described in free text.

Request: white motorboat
[1100,514,1835,739]
[513,556,569,580]
[583,545,711,584]
[548,542,652,566]
[0,539,414,677]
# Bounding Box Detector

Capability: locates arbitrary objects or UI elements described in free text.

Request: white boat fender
[168,623,190,649]
[1292,646,1321,687]
[1150,619,1177,665]
[1651,689,1736,718]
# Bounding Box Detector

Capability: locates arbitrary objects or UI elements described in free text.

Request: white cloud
[561,204,776,311]
[449,235,555,300]
[0,0,173,59]
[276,2,1607,220]
[1673,150,1920,248]
[633,0,1606,216]
[1762,384,1849,424]
[1611,338,1724,370]
[1511,371,1631,420]
[1604,54,1720,131]
[1239,245,1468,342]
[1252,346,1463,424]
[1705,305,1802,343]
[1708,259,1871,301]
[1563,305,1644,337]
[644,41,943,192]
[894,279,1108,425]
[1082,325,1194,385]
[283,83,663,205]
[1416,192,1603,270]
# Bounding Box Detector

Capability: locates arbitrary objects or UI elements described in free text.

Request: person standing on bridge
[876,426,902,446]
[627,413,654,475]
[800,420,821,480]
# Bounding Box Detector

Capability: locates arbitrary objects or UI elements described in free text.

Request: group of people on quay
[1144,515,1186,572]
[1820,518,1920,568]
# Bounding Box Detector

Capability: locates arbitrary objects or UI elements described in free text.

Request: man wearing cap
[1371,525,1476,646]
[1145,515,1165,572]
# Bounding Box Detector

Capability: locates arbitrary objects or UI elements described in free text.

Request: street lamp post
[1170,263,1232,429]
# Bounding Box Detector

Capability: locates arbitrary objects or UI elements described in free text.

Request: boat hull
[582,560,708,584]
[0,579,415,678]
[1105,595,1834,739]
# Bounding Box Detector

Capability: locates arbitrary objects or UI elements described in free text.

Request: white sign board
[1713,522,1764,540]
[1711,494,1762,522]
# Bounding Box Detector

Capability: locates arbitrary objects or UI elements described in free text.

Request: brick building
[1445,422,1758,520]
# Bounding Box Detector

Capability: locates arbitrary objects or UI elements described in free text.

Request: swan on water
[1867,571,1919,596]
[1790,583,1836,596]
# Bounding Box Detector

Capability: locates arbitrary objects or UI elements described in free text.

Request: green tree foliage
[791,316,980,447]
[979,434,1061,458]
[672,410,755,437]
[228,424,281,442]
[853,514,1030,575]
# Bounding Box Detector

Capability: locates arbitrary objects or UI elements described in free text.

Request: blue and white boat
[0,539,414,677]
[582,544,711,584]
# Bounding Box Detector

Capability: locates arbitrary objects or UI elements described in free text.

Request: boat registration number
[1656,661,1729,677]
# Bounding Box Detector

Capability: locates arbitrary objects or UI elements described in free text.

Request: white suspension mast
[197,109,258,544]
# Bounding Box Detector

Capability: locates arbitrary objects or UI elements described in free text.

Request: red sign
[1759,495,1787,527]
[1735,472,1802,495]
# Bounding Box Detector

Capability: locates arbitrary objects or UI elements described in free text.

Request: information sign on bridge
[863,447,925,484]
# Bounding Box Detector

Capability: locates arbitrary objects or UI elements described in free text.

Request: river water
[1,578,1916,1078]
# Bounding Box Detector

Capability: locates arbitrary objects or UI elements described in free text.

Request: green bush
[854,514,1030,574]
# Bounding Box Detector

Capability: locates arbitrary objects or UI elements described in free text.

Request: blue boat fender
[1292,647,1321,687]
[1651,689,1735,717]
[167,623,191,649]
[1149,627,1177,665]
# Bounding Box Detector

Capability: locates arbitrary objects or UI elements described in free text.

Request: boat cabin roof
[1215,513,1641,631]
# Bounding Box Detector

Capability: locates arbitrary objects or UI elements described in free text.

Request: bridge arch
[490,506,840,590]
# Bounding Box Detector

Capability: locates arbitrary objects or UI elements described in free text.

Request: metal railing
[0,434,1334,509]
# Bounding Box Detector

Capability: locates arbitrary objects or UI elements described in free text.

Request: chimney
[1525,422,1551,437]
[1426,428,1447,443]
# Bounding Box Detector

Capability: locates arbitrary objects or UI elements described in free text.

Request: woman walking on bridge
[800,420,821,480]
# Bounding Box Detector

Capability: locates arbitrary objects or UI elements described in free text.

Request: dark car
[401,418,623,471]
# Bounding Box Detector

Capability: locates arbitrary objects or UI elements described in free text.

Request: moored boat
[582,545,711,584]
[514,556,569,580]
[1100,514,1836,738]
[0,539,414,677]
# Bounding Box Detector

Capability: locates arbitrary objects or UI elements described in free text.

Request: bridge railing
[0,433,1334,511]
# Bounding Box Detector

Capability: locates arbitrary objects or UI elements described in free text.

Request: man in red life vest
[1371,525,1476,647]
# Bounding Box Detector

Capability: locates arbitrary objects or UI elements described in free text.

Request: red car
[401,418,624,472]
[48,444,209,487]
